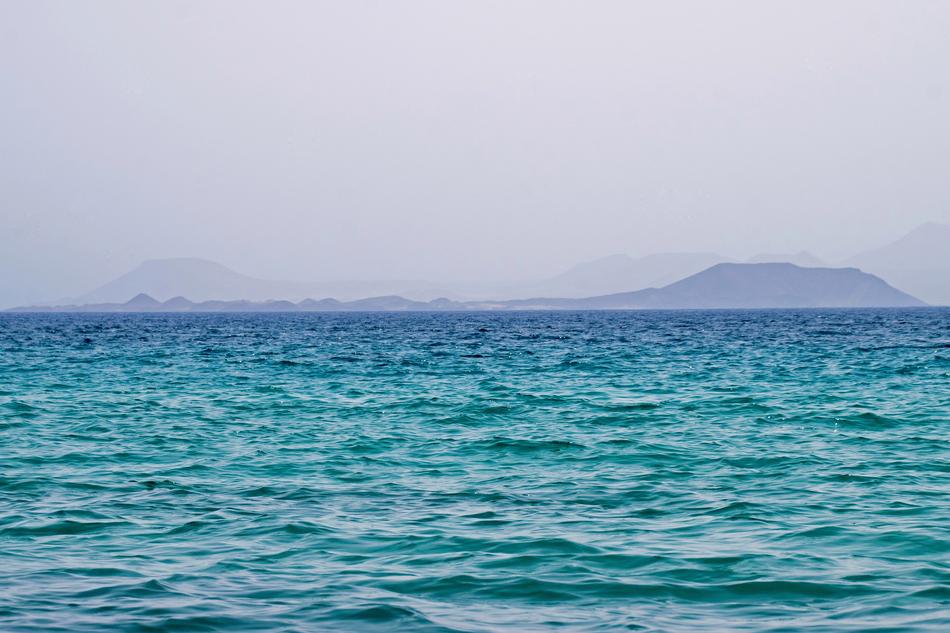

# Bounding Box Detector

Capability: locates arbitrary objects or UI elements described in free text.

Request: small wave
[481,437,585,452]
[2,309,947,631]
[486,537,603,556]
[2,519,126,537]
[73,578,177,600]
[320,603,432,625]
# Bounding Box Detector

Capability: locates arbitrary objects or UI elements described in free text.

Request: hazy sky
[2,1,949,305]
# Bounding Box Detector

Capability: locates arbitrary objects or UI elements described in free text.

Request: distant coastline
[8,263,927,312]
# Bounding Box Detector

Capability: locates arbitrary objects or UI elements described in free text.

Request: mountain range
[72,258,460,304]
[68,252,738,305]
[503,252,732,299]
[16,222,948,310]
[843,222,950,306]
[12,263,924,312]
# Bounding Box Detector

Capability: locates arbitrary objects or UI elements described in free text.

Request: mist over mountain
[30,222,948,309]
[499,252,731,299]
[747,251,825,267]
[636,263,922,309]
[847,223,950,269]
[74,258,460,304]
[500,263,924,310]
[15,263,924,312]
[843,223,950,306]
[72,253,735,306]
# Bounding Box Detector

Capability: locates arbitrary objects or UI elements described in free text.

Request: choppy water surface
[1,310,948,632]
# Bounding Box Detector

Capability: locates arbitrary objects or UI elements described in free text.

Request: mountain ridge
[841,222,950,305]
[73,257,462,304]
[10,222,948,309]
[70,253,738,305]
[11,263,925,312]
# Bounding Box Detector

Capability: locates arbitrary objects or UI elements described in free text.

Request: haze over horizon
[3,5,950,630]
[3,1,949,307]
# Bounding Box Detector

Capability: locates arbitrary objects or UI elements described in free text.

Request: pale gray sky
[2,1,949,306]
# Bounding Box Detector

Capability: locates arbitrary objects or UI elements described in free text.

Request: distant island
[10,222,941,311]
[8,263,925,312]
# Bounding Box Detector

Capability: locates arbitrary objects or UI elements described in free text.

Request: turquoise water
[1,310,948,632]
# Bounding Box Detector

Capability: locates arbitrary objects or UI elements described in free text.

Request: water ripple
[0,309,948,631]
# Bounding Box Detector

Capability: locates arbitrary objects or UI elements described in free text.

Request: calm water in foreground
[1,310,948,632]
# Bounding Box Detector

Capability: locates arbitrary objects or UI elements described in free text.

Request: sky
[2,1,949,306]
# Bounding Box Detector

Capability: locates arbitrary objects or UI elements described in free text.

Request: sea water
[1,310,948,632]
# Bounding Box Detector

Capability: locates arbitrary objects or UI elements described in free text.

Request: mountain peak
[846,222,950,271]
[579,262,924,309]
[124,293,161,307]
[162,296,195,309]
[77,258,268,304]
[531,251,730,298]
[841,222,950,305]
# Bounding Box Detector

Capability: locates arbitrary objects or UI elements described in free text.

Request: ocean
[1,309,948,632]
